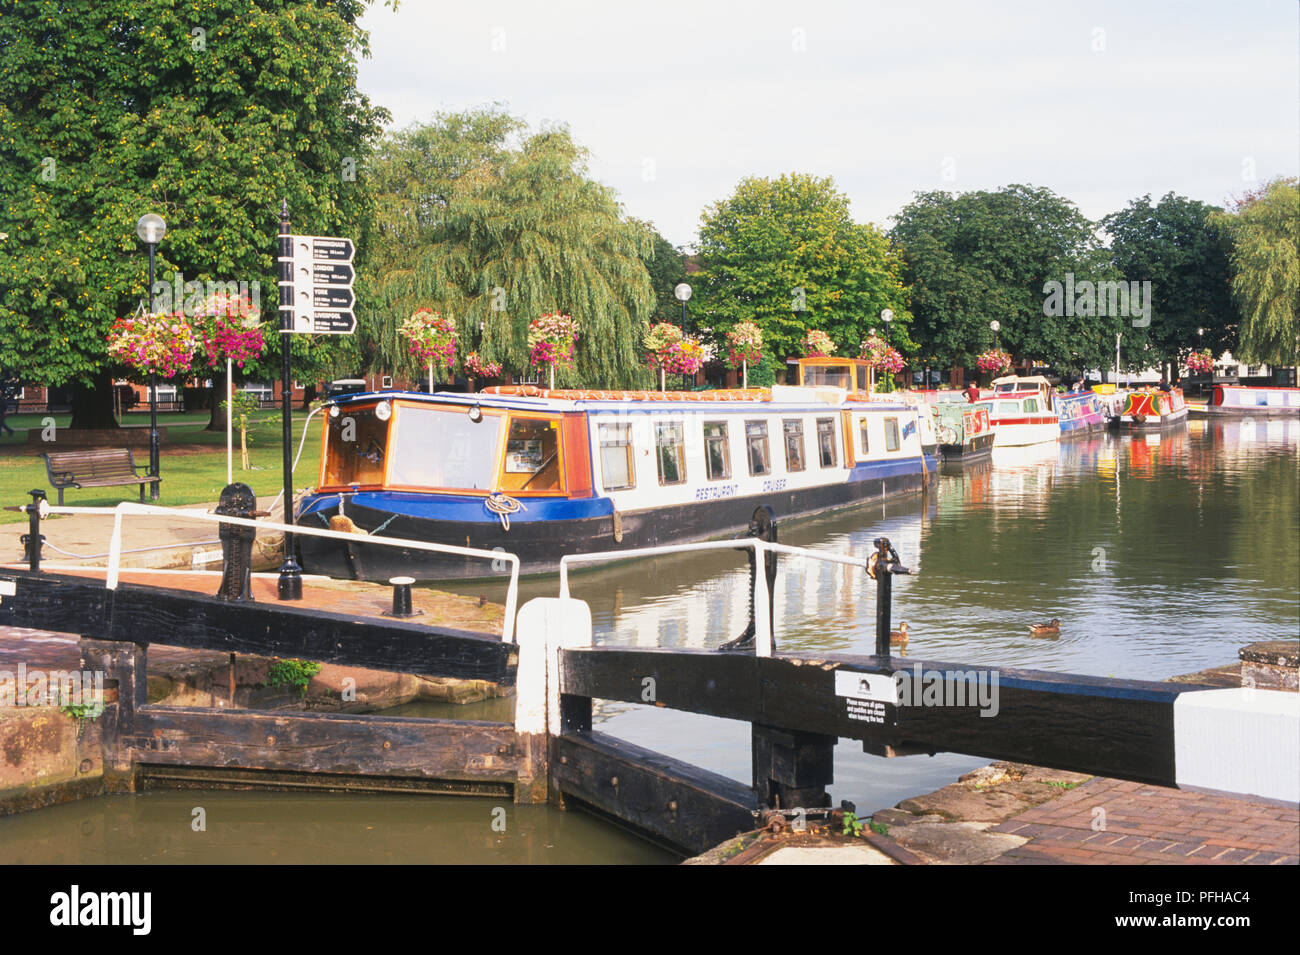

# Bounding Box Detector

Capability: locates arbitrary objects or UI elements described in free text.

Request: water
[2,417,1295,862]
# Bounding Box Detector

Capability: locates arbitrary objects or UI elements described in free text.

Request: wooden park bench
[41,448,160,505]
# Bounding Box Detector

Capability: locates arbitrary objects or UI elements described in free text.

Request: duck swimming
[890,621,909,645]
[1028,619,1061,637]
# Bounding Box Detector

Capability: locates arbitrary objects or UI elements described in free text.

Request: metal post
[23,488,45,571]
[871,536,911,658]
[276,199,302,600]
[147,244,160,499]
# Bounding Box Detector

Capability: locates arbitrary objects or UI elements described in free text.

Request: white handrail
[557,537,870,657]
[44,502,522,643]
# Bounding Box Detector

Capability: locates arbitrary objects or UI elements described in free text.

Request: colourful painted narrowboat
[1056,390,1107,437]
[1115,388,1188,430]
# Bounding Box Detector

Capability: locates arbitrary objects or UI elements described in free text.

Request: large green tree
[633,223,689,326]
[366,109,655,389]
[0,0,388,426]
[890,184,1117,375]
[1211,178,1299,367]
[1101,193,1236,376]
[694,173,911,367]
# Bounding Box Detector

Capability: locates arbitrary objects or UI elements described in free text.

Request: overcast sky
[355,0,1299,249]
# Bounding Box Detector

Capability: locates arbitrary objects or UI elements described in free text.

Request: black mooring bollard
[215,483,258,602]
[22,488,46,572]
[870,537,911,658]
[389,576,415,617]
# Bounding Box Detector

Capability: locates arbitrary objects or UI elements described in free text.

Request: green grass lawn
[0,409,324,523]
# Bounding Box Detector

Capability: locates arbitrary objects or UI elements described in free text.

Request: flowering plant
[465,352,503,379]
[860,333,905,374]
[803,329,835,357]
[661,337,705,375]
[976,349,1012,373]
[193,292,264,369]
[726,321,763,367]
[527,312,578,371]
[643,321,683,365]
[1185,349,1214,375]
[106,311,197,378]
[400,308,457,374]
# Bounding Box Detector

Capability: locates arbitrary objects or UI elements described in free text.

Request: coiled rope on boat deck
[484,491,525,531]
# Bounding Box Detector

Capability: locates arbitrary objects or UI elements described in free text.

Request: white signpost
[278,235,357,335]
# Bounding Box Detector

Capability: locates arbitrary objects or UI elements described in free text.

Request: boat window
[656,421,687,486]
[1023,398,1038,413]
[783,419,805,472]
[703,421,731,480]
[745,420,771,476]
[857,366,868,392]
[500,417,562,492]
[816,417,838,468]
[857,415,870,455]
[884,417,900,452]
[385,405,502,490]
[598,421,635,491]
[804,364,852,390]
[323,404,392,487]
[995,401,1019,416]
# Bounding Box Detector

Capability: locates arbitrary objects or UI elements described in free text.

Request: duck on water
[295,359,938,582]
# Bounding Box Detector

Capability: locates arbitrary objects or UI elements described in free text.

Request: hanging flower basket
[1185,349,1214,375]
[400,308,458,377]
[643,322,683,365]
[527,312,578,387]
[976,349,1012,373]
[803,329,835,358]
[859,333,905,374]
[726,321,763,367]
[106,311,197,378]
[465,352,503,379]
[193,292,264,369]
[662,337,705,375]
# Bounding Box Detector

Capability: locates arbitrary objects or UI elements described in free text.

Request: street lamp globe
[880,308,893,324]
[135,213,167,245]
[673,283,692,303]
[990,320,1000,333]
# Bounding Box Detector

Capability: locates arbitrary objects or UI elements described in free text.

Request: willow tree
[366,109,655,388]
[1212,178,1300,367]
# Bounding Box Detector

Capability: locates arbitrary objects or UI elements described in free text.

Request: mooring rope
[484,491,525,531]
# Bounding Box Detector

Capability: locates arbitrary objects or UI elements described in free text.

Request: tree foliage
[694,173,911,365]
[366,109,655,388]
[891,184,1116,374]
[1211,178,1299,367]
[0,0,388,413]
[1101,193,1236,368]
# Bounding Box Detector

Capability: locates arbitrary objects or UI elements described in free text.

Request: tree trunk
[68,368,121,429]
[207,365,229,432]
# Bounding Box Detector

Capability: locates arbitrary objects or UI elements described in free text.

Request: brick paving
[987,776,1299,864]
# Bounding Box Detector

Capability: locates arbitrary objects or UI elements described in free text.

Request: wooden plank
[1,572,515,684]
[560,646,1204,786]
[551,731,759,856]
[132,706,523,782]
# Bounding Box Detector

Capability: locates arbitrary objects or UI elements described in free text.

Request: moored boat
[934,400,994,463]
[1056,390,1107,438]
[1115,388,1188,430]
[974,375,1061,447]
[1204,384,1300,417]
[295,360,936,581]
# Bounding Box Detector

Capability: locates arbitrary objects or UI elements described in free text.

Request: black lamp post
[674,282,692,334]
[135,213,166,500]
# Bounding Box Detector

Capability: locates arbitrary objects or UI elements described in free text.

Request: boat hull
[991,421,1059,447]
[297,465,931,581]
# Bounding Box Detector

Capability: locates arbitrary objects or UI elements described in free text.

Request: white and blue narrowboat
[1205,384,1300,417]
[295,359,937,581]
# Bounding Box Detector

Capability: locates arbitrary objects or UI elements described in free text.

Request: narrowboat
[934,400,994,463]
[1056,390,1107,438]
[295,360,936,581]
[974,376,1061,447]
[1114,388,1188,430]
[1204,384,1300,417]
